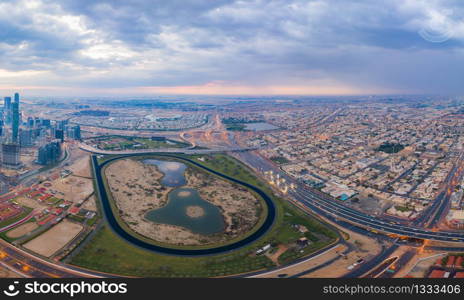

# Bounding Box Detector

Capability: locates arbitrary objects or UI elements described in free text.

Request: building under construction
[1,143,21,168]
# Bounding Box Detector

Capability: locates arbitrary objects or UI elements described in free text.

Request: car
[277,274,288,278]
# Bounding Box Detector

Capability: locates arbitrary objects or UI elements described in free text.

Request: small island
[186,206,205,218]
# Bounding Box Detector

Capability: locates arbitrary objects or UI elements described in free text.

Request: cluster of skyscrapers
[0,93,81,168]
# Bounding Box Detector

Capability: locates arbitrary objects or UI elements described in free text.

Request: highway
[290,187,464,242]
[235,151,464,243]
[0,239,112,278]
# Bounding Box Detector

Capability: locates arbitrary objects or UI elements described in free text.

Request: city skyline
[1,0,464,96]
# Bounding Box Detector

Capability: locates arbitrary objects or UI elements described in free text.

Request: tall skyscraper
[14,93,21,126]
[3,97,11,124]
[3,97,11,110]
[11,102,19,143]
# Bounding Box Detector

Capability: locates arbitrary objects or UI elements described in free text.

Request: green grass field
[225,124,247,131]
[70,154,338,277]
[133,138,189,149]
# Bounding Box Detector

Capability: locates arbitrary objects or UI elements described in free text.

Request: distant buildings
[41,119,51,127]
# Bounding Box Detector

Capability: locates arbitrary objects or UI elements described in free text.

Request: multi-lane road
[0,239,112,278]
[235,151,464,244]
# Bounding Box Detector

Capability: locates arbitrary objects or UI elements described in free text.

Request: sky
[0,0,463,96]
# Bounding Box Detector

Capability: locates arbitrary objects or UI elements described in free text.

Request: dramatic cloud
[0,0,463,95]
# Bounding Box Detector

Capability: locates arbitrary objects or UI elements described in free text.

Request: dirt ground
[266,244,289,265]
[66,153,92,178]
[23,220,83,257]
[47,176,93,203]
[302,229,384,278]
[14,197,47,210]
[80,195,97,211]
[6,222,38,238]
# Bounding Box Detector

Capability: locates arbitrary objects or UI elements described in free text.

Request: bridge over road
[78,142,256,155]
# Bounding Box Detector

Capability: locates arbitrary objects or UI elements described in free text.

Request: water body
[145,188,225,235]
[143,159,187,187]
[244,122,279,131]
[142,159,225,235]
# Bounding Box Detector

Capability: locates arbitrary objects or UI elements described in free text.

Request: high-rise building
[37,140,61,165]
[3,97,11,110]
[1,143,20,168]
[14,93,19,104]
[56,119,68,130]
[11,102,19,143]
[54,129,64,142]
[19,129,33,147]
[66,125,81,140]
[3,97,11,124]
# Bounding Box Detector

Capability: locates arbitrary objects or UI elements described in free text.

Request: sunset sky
[0,0,463,96]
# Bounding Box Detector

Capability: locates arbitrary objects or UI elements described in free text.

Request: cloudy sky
[0,0,463,96]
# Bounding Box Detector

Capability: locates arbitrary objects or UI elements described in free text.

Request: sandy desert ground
[15,196,47,210]
[6,222,38,239]
[23,220,83,257]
